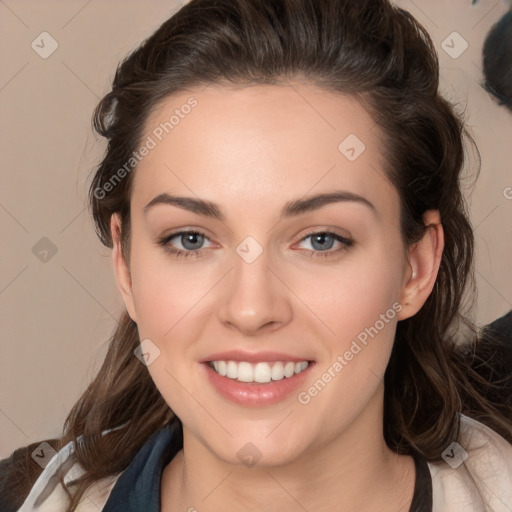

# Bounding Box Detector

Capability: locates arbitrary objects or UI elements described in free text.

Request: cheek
[128,250,217,418]
[301,246,405,339]
[297,245,404,397]
[129,241,216,338]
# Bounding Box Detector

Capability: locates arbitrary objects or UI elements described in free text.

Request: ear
[397,210,444,321]
[111,213,137,323]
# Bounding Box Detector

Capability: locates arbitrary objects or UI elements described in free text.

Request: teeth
[271,362,285,381]
[253,362,271,383]
[211,360,310,383]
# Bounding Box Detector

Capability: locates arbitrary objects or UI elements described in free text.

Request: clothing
[485,310,512,341]
[9,413,512,511]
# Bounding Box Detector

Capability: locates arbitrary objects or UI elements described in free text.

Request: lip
[200,350,314,364]
[201,360,316,406]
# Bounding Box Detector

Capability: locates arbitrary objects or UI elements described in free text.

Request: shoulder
[428,413,512,512]
[1,438,118,512]
[0,438,60,512]
[2,421,180,512]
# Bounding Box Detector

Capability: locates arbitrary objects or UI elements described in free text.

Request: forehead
[131,82,397,218]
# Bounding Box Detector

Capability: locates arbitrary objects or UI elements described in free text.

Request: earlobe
[111,213,137,323]
[397,210,444,321]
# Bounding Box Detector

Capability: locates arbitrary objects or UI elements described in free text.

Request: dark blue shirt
[102,420,183,512]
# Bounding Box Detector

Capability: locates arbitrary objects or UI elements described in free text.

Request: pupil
[182,233,203,250]
[312,233,333,251]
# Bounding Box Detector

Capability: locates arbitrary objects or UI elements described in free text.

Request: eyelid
[158,227,353,259]
[292,228,353,254]
[296,226,352,242]
[159,229,215,249]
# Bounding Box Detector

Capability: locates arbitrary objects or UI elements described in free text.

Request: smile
[202,359,315,406]
[208,360,310,383]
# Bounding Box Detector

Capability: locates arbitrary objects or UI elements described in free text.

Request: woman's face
[114,83,421,466]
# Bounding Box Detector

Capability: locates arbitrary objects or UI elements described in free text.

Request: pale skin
[111,82,444,511]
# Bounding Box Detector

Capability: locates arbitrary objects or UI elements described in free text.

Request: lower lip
[202,362,315,406]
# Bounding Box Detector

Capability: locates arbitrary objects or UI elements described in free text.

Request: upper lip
[200,350,314,364]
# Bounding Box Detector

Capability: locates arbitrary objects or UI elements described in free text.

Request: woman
[2,0,512,510]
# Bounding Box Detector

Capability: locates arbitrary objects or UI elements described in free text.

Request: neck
[161,386,415,512]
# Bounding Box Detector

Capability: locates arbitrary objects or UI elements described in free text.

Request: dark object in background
[486,309,512,341]
[470,310,512,412]
[482,10,512,111]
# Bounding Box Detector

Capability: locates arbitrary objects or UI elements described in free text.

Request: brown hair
[52,0,512,509]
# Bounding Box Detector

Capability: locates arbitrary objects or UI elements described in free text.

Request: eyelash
[157,229,353,260]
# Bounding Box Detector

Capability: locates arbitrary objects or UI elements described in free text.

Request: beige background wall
[1,0,511,457]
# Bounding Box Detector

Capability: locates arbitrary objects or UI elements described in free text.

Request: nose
[216,245,293,336]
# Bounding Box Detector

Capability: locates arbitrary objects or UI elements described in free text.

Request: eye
[157,229,353,260]
[157,230,214,258]
[295,230,353,258]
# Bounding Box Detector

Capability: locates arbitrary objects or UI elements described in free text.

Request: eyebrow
[143,190,376,220]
